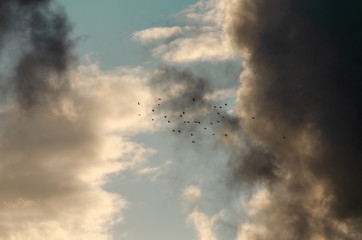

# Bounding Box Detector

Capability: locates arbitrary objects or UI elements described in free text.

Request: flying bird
[178,130,181,133]
[164,116,167,118]
[138,102,140,105]
[152,109,155,112]
[225,103,227,106]
[192,141,195,143]
[191,133,193,136]
[172,130,175,132]
[183,111,185,114]
[168,121,171,123]
[192,98,196,102]
[252,116,255,119]
[180,115,183,117]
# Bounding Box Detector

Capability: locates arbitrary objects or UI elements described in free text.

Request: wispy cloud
[133,0,238,63]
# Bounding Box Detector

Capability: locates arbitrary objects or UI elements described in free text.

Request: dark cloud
[228,0,362,238]
[0,0,75,110]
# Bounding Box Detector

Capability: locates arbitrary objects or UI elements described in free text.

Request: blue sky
[56,1,243,240]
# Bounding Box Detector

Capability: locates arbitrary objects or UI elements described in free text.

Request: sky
[0,0,361,240]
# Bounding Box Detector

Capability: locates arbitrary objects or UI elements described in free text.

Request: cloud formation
[133,0,238,63]
[226,0,362,239]
[0,1,156,238]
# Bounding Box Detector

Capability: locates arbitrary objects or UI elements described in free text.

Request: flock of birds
[138,98,286,143]
[137,98,236,143]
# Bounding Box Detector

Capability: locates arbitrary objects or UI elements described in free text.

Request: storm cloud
[227,0,362,239]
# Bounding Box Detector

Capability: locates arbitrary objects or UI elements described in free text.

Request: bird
[183,111,185,114]
[138,114,141,116]
[152,119,154,121]
[210,123,213,125]
[138,102,140,105]
[168,121,171,123]
[164,116,167,118]
[198,121,201,124]
[224,134,228,136]
[152,109,155,112]
[178,130,181,133]
[214,106,217,108]
[158,103,160,106]
[194,121,198,123]
[172,130,175,132]
[222,116,225,119]
[204,128,207,130]
[225,103,227,106]
[252,116,255,119]
[217,112,220,115]
[220,106,222,108]
[180,115,183,117]
[158,98,162,100]
[187,121,190,123]
[192,141,195,143]
[192,98,196,102]
[213,134,215,136]
[217,121,220,123]
[191,133,193,136]
[283,136,286,139]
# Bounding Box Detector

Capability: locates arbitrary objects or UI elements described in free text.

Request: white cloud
[188,210,219,240]
[133,0,238,63]
[182,185,202,206]
[132,26,193,45]
[0,62,157,239]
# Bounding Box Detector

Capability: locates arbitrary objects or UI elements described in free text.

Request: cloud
[182,185,202,206]
[132,26,193,45]
[133,0,238,63]
[0,61,158,239]
[188,210,218,240]
[224,0,362,239]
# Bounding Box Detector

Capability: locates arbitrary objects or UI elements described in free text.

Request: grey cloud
[227,0,362,239]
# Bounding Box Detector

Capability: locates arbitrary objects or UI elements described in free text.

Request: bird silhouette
[214,106,217,108]
[192,98,196,101]
[225,103,227,106]
[192,141,195,143]
[183,111,185,114]
[178,130,181,133]
[152,119,154,121]
[217,121,220,123]
[224,134,228,136]
[204,128,207,130]
[158,98,161,100]
[138,102,140,105]
[168,121,171,123]
[164,116,167,118]
[210,123,213,125]
[252,116,255,119]
[191,133,193,136]
[172,130,175,132]
[152,109,155,112]
[180,115,183,117]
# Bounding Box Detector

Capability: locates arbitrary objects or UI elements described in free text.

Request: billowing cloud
[0,1,157,238]
[225,0,362,239]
